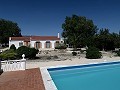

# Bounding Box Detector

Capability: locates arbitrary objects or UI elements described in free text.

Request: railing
[1,54,26,72]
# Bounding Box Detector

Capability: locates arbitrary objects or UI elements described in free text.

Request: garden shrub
[28,48,39,59]
[16,46,38,59]
[86,47,102,59]
[10,44,16,51]
[16,46,29,58]
[117,51,120,56]
[55,44,67,49]
[72,52,77,56]
[0,49,17,60]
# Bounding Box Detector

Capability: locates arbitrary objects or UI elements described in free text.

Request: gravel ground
[26,50,117,63]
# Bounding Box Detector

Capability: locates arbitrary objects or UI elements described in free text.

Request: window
[24,41,30,47]
[35,42,40,49]
[19,42,23,47]
[46,41,50,48]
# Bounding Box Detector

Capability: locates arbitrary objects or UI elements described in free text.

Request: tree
[94,28,115,51]
[95,28,110,50]
[62,15,97,49]
[110,32,120,48]
[0,19,21,45]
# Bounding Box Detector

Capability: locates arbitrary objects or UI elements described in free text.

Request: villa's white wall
[31,40,56,49]
[51,41,56,48]
[9,40,24,49]
[30,41,36,48]
[40,41,46,48]
[9,40,60,49]
[31,41,46,48]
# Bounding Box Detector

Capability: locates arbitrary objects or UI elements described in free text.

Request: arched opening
[35,42,41,49]
[46,41,51,48]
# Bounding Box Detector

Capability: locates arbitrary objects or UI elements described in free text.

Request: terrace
[0,54,45,90]
[0,68,45,90]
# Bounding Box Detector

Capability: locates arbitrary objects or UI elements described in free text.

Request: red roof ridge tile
[10,35,60,41]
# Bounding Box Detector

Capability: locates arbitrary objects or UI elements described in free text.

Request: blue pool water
[48,62,120,90]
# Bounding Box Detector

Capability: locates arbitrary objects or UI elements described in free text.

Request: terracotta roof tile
[10,36,60,41]
[10,37,30,41]
[31,36,60,40]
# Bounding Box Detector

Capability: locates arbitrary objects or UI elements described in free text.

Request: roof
[10,36,60,41]
[31,36,60,40]
[10,37,30,41]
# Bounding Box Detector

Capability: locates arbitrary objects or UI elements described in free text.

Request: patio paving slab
[0,68,45,90]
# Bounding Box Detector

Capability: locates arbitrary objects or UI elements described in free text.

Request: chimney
[58,32,60,38]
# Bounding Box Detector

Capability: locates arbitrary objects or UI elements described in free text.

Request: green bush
[117,51,120,56]
[16,46,39,59]
[0,49,17,60]
[28,48,39,59]
[16,46,29,58]
[72,52,77,56]
[86,47,102,59]
[10,44,16,51]
[55,44,67,49]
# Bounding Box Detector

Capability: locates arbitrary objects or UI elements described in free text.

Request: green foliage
[94,28,120,51]
[62,15,97,49]
[72,52,77,56]
[55,44,67,49]
[116,50,120,56]
[0,19,21,45]
[28,48,39,59]
[62,15,120,51]
[0,49,17,60]
[0,46,39,60]
[16,46,38,59]
[117,52,120,56]
[16,46,29,58]
[110,33,120,48]
[10,44,16,50]
[86,47,102,59]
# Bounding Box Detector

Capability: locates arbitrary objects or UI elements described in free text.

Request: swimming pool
[48,61,120,90]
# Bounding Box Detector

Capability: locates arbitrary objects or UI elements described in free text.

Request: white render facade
[9,40,24,49]
[30,41,56,48]
[9,35,61,50]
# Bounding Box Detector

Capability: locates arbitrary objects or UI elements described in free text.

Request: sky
[0,0,120,36]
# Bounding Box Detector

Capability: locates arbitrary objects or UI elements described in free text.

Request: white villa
[9,33,62,50]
